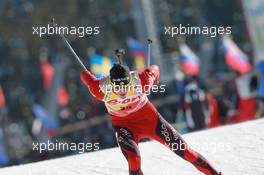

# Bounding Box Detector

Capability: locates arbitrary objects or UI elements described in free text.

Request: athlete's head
[110,64,131,85]
[110,64,131,95]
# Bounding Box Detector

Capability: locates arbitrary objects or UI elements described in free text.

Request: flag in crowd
[0,86,5,109]
[126,37,147,70]
[89,54,115,78]
[32,104,59,138]
[223,35,252,74]
[179,43,200,76]
[41,60,54,91]
[0,138,8,167]
[57,86,69,107]
[235,72,257,122]
[39,52,70,107]
[257,60,264,98]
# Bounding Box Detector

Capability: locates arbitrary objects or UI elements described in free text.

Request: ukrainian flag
[126,37,147,70]
[89,54,115,78]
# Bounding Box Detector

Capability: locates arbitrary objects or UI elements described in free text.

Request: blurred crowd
[0,0,263,168]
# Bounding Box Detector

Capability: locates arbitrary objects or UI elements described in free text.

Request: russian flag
[126,37,147,70]
[223,36,251,74]
[89,54,115,78]
[179,43,200,76]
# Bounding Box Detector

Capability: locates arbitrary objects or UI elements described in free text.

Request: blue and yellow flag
[126,37,147,70]
[89,54,115,78]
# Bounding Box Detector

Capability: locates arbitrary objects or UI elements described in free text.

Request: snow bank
[1,119,264,175]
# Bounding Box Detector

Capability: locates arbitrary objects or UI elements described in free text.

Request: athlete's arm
[80,70,104,100]
[138,65,160,93]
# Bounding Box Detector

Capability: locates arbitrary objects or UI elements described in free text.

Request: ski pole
[50,18,88,71]
[147,39,152,67]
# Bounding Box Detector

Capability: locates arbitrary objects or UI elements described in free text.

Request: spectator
[183,77,209,131]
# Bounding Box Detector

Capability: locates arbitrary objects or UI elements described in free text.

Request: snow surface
[1,119,264,175]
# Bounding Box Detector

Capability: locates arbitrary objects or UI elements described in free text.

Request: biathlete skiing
[80,52,222,175]
[52,19,222,175]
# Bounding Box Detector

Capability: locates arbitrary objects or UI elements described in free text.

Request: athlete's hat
[110,64,131,85]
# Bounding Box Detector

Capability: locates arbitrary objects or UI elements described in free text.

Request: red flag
[57,86,69,106]
[41,61,54,90]
[0,86,5,108]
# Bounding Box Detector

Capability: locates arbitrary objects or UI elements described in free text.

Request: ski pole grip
[147,39,152,44]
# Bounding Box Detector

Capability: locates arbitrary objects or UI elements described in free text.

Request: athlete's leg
[151,113,221,175]
[113,126,143,175]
